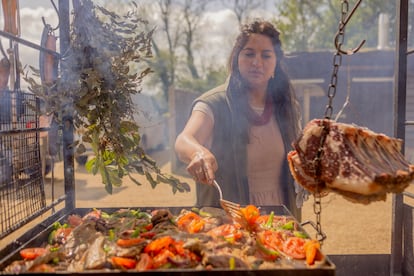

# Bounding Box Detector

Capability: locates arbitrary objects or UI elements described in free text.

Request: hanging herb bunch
[24,0,190,194]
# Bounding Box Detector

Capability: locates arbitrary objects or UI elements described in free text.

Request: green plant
[24,0,190,194]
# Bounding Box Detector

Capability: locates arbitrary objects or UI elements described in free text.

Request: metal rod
[391,0,409,274]
[334,0,366,55]
[342,0,363,25]
[0,29,60,57]
[58,0,75,212]
[404,191,414,199]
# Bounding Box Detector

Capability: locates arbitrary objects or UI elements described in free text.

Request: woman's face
[237,33,277,90]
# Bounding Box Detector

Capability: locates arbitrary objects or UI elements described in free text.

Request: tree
[181,0,209,80]
[177,65,227,93]
[221,0,263,26]
[144,0,225,98]
[273,0,396,52]
[143,0,181,102]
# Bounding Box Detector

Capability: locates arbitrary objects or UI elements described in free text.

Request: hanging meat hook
[334,0,366,55]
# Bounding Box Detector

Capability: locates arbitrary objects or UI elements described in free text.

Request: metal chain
[325,0,348,119]
[313,0,351,244]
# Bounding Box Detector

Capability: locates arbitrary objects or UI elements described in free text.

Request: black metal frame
[0,205,336,275]
[0,1,73,239]
[392,0,412,275]
[0,0,412,275]
[57,0,75,213]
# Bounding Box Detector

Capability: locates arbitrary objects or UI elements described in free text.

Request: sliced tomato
[20,247,48,260]
[257,229,284,251]
[240,205,260,225]
[207,224,243,242]
[116,237,145,247]
[282,237,306,259]
[256,239,280,261]
[136,253,154,271]
[112,256,137,269]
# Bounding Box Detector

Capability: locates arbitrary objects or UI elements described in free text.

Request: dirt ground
[3,147,414,272]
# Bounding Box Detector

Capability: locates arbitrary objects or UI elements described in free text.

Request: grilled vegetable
[19,248,48,260]
[116,237,145,247]
[304,240,321,265]
[136,253,153,271]
[111,256,137,269]
[176,212,205,233]
[240,205,260,225]
[5,207,328,273]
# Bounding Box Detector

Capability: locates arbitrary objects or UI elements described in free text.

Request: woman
[174,19,303,219]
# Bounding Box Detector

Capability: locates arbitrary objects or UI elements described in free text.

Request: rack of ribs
[287,119,414,204]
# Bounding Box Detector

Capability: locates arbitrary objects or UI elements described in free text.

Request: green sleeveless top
[193,83,301,220]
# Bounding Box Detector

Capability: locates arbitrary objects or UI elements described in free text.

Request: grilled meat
[288,119,414,203]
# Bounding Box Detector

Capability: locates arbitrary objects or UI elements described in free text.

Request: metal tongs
[213,180,243,222]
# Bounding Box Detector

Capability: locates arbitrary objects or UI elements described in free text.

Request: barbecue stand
[0,1,412,275]
[0,205,336,275]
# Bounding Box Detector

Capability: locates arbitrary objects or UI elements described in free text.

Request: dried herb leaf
[24,1,188,195]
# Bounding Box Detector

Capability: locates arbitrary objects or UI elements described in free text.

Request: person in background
[174,19,306,220]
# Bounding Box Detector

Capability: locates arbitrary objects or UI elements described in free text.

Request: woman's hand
[187,151,218,185]
[174,108,216,184]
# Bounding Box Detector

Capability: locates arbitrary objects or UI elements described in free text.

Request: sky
[0,1,60,90]
[0,1,280,92]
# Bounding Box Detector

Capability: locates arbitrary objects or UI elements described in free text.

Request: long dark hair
[227,19,301,146]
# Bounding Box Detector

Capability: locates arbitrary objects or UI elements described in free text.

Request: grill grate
[0,90,46,239]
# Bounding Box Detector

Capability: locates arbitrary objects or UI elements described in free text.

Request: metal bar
[351,77,394,82]
[391,0,409,274]
[58,0,75,212]
[0,196,66,240]
[0,127,50,135]
[0,29,60,57]
[404,191,414,199]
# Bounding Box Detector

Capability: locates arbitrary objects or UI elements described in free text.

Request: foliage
[24,0,190,194]
[177,66,228,94]
[274,0,396,52]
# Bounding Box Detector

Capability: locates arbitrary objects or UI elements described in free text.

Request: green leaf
[145,171,157,189]
[22,0,190,196]
[128,174,142,186]
[85,157,98,175]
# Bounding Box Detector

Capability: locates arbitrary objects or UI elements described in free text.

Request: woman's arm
[175,110,218,184]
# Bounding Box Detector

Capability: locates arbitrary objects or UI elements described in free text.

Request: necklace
[247,97,273,126]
